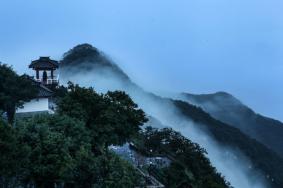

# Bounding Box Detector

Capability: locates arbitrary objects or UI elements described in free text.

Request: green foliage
[134,127,230,188]
[0,82,146,187]
[0,119,30,187]
[0,63,37,124]
[15,115,86,186]
[96,152,141,188]
[53,85,68,99]
[0,114,141,187]
[66,149,140,188]
[58,83,148,150]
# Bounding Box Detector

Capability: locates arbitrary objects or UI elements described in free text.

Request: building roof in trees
[37,84,53,98]
[29,57,59,70]
[24,75,53,98]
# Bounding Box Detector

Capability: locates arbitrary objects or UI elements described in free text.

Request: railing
[34,76,59,85]
[47,79,59,85]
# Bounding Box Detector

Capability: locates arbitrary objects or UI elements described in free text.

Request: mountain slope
[59,44,283,188]
[180,92,283,158]
[60,44,131,85]
[173,99,283,187]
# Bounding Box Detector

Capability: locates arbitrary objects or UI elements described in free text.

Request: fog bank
[60,65,268,188]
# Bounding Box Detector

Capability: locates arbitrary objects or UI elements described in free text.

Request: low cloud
[60,64,268,188]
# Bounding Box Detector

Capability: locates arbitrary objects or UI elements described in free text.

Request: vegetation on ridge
[182,92,283,158]
[0,63,37,124]
[174,100,283,188]
[0,64,231,188]
[58,43,283,188]
[0,82,146,187]
[133,127,231,188]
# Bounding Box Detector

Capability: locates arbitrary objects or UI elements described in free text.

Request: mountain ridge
[59,43,283,188]
[180,92,283,158]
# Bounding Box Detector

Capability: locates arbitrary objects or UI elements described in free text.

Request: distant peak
[214,91,233,98]
[61,43,101,64]
[183,91,234,98]
[72,43,98,51]
[60,43,131,81]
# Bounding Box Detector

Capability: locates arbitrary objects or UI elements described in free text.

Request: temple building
[29,56,59,86]
[16,57,59,115]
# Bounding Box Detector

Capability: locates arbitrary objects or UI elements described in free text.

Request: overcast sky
[0,0,282,121]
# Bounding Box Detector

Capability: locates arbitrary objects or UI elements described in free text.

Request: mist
[60,63,268,188]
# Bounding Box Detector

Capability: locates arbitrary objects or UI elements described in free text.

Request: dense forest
[133,127,230,188]
[0,63,230,187]
[0,64,38,124]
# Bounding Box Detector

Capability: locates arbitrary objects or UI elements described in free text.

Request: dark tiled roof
[23,75,53,98]
[29,57,59,69]
[37,84,53,98]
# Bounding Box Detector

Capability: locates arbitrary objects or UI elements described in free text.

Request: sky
[0,0,282,121]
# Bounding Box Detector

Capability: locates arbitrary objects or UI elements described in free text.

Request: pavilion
[29,56,59,85]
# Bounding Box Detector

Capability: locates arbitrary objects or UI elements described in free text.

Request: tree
[8,110,144,187]
[68,150,140,188]
[57,83,148,151]
[0,63,37,124]
[135,127,230,188]
[98,152,141,188]
[0,80,147,187]
[0,118,29,187]
[16,115,74,187]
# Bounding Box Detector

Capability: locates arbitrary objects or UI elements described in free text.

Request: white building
[16,57,59,115]
[16,84,56,115]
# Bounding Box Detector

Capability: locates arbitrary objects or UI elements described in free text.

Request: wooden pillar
[51,70,54,79]
[42,70,47,83]
[36,69,39,79]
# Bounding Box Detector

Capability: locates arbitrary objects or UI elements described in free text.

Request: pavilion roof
[29,57,59,69]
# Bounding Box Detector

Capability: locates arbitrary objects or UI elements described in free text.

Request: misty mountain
[59,44,283,188]
[60,44,131,84]
[180,92,283,158]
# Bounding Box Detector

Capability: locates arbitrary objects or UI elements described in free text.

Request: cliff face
[59,43,283,188]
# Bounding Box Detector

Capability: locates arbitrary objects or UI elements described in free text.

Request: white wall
[16,98,49,113]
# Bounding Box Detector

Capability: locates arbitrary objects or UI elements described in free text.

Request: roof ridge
[39,84,53,93]
[29,57,59,69]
